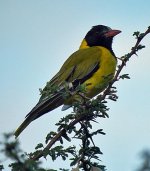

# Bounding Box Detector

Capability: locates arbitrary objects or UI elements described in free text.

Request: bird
[14,25,121,138]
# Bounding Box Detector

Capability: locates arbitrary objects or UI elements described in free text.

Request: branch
[31,26,150,162]
[100,26,150,100]
[31,113,94,160]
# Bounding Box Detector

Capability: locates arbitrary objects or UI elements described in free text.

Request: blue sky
[0,0,150,171]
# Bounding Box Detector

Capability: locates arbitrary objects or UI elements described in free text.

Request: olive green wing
[14,47,102,138]
[46,47,101,89]
[33,47,102,115]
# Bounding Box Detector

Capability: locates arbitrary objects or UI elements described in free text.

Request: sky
[0,0,150,171]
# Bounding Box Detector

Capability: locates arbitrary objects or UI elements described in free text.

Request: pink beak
[104,29,121,37]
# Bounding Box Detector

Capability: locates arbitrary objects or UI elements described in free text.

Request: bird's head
[80,25,121,53]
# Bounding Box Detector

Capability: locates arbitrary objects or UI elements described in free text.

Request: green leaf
[0,165,4,170]
[119,74,130,80]
[62,155,66,161]
[35,143,44,150]
[59,168,69,171]
[70,157,79,166]
[133,31,140,38]
[91,129,106,136]
[45,131,57,144]
[43,148,50,159]
[62,133,71,142]
[51,150,56,161]
[59,137,63,144]
[89,146,103,155]
[137,44,145,50]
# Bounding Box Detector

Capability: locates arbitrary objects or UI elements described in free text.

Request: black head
[85,25,121,53]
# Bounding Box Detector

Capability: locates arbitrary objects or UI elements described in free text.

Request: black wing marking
[72,62,99,88]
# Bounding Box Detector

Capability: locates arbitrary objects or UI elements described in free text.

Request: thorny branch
[31,113,94,160]
[101,26,150,100]
[31,26,150,161]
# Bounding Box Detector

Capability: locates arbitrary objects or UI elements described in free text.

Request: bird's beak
[104,29,121,38]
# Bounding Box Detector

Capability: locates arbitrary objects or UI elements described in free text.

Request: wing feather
[30,47,102,118]
[14,47,102,137]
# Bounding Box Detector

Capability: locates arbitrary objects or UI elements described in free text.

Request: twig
[101,26,150,100]
[31,113,94,160]
[31,26,150,161]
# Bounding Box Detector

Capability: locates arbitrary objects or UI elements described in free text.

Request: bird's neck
[108,46,115,56]
[79,39,116,57]
[79,39,90,49]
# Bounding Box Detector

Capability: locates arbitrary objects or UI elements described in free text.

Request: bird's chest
[84,47,117,97]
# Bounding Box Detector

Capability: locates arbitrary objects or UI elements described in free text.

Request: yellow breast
[64,42,117,104]
[83,46,117,98]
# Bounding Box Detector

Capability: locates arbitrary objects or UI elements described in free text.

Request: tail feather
[14,93,64,138]
[14,114,35,138]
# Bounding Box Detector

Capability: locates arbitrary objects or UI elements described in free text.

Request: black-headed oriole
[15,25,121,137]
